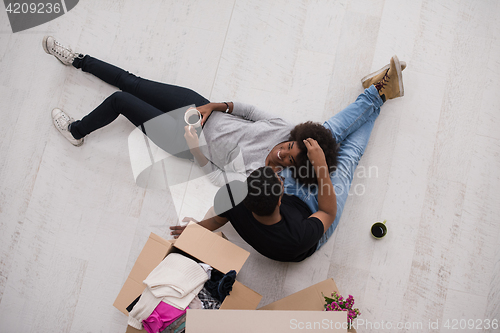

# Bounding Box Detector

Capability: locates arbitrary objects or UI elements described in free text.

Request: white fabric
[127,253,208,330]
[198,263,213,279]
[188,295,203,310]
[145,253,208,298]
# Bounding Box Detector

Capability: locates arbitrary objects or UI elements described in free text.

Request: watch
[223,102,231,113]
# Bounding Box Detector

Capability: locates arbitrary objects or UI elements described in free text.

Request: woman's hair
[288,121,338,185]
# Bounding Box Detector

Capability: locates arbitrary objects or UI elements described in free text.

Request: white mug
[184,107,202,128]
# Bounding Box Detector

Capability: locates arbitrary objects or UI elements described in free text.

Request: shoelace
[51,40,74,60]
[375,69,390,91]
[55,114,71,130]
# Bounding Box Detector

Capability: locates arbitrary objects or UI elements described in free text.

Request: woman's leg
[70,91,191,157]
[68,56,209,157]
[323,85,383,143]
[72,55,210,112]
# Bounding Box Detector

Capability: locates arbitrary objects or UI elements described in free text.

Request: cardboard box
[186,279,356,332]
[115,225,358,333]
[186,309,347,332]
[114,223,262,332]
[259,278,339,311]
[259,278,357,333]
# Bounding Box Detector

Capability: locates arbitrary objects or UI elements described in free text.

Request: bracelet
[223,102,231,113]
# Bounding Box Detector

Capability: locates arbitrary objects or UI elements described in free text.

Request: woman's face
[268,141,301,167]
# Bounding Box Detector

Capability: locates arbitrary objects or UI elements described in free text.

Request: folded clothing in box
[115,227,263,333]
[128,253,209,330]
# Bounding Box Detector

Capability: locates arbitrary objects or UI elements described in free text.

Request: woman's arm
[198,102,234,126]
[198,101,282,125]
[184,125,247,186]
[231,102,281,122]
[184,125,209,166]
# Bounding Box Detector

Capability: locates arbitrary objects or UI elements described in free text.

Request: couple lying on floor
[43,36,405,262]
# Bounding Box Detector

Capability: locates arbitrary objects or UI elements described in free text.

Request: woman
[171,56,406,254]
[43,36,337,187]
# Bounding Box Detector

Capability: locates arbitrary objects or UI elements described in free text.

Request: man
[172,138,336,262]
[170,56,404,261]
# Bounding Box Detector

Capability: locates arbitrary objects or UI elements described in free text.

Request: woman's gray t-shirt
[198,102,293,186]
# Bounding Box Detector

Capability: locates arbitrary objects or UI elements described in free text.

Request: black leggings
[70,55,210,157]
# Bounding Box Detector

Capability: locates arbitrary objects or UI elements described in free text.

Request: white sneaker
[42,36,79,66]
[51,108,84,146]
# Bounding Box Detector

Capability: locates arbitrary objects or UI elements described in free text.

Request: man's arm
[169,206,229,239]
[303,138,337,233]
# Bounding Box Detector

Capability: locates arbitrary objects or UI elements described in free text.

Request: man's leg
[314,57,404,247]
[316,109,381,250]
[323,55,403,142]
[323,85,383,143]
[283,86,383,213]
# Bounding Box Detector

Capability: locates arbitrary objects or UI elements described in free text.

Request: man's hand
[169,217,199,239]
[303,138,327,167]
[304,138,337,234]
[184,125,199,150]
[197,103,214,126]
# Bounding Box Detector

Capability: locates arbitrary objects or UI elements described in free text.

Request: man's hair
[288,121,338,185]
[243,166,283,216]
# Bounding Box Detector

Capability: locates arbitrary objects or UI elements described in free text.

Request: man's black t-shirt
[216,187,324,262]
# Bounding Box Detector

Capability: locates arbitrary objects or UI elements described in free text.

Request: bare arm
[169,206,229,239]
[197,102,234,126]
[303,138,337,233]
[184,125,209,167]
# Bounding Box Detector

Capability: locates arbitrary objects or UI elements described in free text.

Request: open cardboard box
[186,278,357,332]
[115,223,357,333]
[258,278,357,333]
[114,223,263,332]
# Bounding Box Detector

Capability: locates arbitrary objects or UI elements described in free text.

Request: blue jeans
[281,85,383,250]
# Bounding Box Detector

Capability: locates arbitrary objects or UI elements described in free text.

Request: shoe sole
[72,136,84,147]
[70,138,84,147]
[361,61,407,88]
[42,35,50,54]
[391,55,404,97]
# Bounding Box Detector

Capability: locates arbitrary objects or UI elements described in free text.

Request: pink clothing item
[142,301,187,333]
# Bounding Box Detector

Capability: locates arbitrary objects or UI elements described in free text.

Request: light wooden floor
[1,0,499,332]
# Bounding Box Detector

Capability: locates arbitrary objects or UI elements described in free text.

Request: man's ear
[277,195,282,207]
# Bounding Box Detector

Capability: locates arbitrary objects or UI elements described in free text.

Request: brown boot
[371,55,404,101]
[361,60,406,89]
